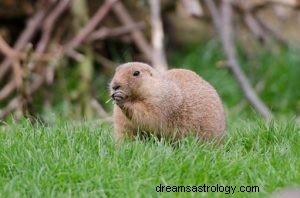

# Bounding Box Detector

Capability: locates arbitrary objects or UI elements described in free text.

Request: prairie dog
[110,62,225,141]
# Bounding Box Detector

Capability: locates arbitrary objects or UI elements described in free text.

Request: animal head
[110,62,159,105]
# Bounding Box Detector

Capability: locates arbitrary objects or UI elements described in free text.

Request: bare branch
[113,2,153,61]
[0,60,55,119]
[0,4,51,80]
[0,97,22,119]
[37,0,71,53]
[256,16,286,43]
[91,98,108,118]
[0,1,69,103]
[244,12,269,43]
[204,0,222,32]
[0,36,19,58]
[89,22,145,41]
[180,0,203,18]
[205,0,273,120]
[68,0,118,50]
[0,36,22,91]
[269,0,300,7]
[149,0,168,72]
[0,80,16,101]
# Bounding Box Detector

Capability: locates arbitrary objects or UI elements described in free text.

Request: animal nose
[112,84,121,91]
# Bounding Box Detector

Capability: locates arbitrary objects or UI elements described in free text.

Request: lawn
[0,118,299,197]
[1,41,300,197]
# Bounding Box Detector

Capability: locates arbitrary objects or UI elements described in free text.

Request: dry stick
[180,0,203,18]
[0,36,22,82]
[0,1,69,118]
[269,0,300,7]
[94,54,118,74]
[68,0,119,50]
[0,36,22,100]
[90,98,108,118]
[1,51,61,119]
[0,5,51,81]
[0,81,16,101]
[244,12,269,43]
[233,1,285,43]
[204,0,222,33]
[0,1,68,102]
[149,0,168,71]
[0,36,18,58]
[89,22,145,41]
[65,0,119,118]
[1,0,116,118]
[0,97,22,119]
[34,0,70,85]
[17,0,72,115]
[0,76,44,119]
[205,0,272,119]
[21,0,117,117]
[112,2,153,61]
[255,16,286,44]
[37,0,71,53]
[0,3,54,103]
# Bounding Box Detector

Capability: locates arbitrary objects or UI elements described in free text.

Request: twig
[0,0,149,119]
[243,11,285,44]
[0,36,19,58]
[204,0,221,33]
[0,35,22,83]
[89,22,145,41]
[222,0,272,119]
[0,1,69,103]
[149,0,168,71]
[269,0,300,7]
[256,16,286,44]
[0,75,45,119]
[0,5,51,81]
[0,36,22,95]
[0,0,69,116]
[67,50,85,62]
[0,97,22,119]
[90,98,108,118]
[205,0,272,120]
[180,0,203,18]
[37,0,71,53]
[68,0,118,50]
[112,2,153,61]
[244,12,269,43]
[94,54,118,74]
[0,80,16,101]
[0,58,57,119]
[34,0,70,88]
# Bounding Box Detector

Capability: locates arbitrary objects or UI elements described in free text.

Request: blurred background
[0,0,300,122]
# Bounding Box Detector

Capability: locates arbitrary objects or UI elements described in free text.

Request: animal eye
[133,71,140,76]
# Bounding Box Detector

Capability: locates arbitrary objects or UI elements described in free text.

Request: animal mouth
[111,90,127,103]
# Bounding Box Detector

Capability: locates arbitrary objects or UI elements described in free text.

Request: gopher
[110,62,225,141]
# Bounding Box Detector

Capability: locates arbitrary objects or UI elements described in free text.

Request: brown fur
[109,62,226,141]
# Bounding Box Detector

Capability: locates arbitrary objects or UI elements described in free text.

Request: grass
[0,118,299,197]
[1,40,300,197]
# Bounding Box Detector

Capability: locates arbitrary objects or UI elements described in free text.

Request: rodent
[109,62,226,141]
